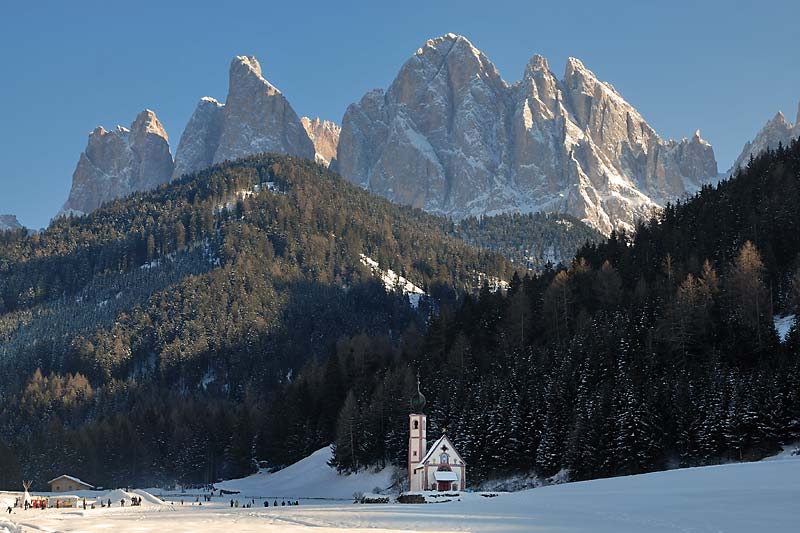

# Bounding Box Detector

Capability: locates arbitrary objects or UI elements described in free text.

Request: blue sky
[1,0,798,228]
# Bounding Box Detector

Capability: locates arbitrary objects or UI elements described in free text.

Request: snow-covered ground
[216,446,396,499]
[774,314,796,342]
[360,254,426,307]
[2,449,798,532]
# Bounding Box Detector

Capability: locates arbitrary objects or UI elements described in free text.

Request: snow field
[3,447,798,532]
[216,446,395,499]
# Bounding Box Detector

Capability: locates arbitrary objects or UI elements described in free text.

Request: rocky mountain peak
[60,109,174,216]
[132,109,169,140]
[770,111,787,126]
[301,117,341,167]
[172,54,314,178]
[172,97,225,180]
[336,35,719,235]
[562,57,601,94]
[404,32,504,95]
[233,55,262,77]
[525,54,550,75]
[731,101,799,172]
[564,56,588,75]
[418,33,469,54]
[229,55,280,96]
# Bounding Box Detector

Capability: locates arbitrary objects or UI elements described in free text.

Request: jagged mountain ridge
[61,56,326,217]
[173,55,315,180]
[731,102,800,172]
[301,117,341,167]
[60,110,174,216]
[59,37,724,236]
[334,34,719,234]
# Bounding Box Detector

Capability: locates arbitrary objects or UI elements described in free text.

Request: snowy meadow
[2,448,798,533]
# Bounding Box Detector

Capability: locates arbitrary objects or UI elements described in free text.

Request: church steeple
[411,374,427,414]
[408,373,428,491]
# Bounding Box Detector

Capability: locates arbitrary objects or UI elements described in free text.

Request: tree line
[1,140,798,489]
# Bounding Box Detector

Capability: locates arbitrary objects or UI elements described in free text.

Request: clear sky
[1,0,798,228]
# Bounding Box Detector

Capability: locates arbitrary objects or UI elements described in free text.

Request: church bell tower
[408,376,427,491]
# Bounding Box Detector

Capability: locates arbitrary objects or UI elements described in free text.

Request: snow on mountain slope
[216,446,396,499]
[360,254,425,307]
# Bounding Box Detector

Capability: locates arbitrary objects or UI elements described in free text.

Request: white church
[408,380,466,492]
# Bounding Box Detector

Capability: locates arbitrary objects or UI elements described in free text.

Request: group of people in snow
[229,498,299,508]
[7,495,138,512]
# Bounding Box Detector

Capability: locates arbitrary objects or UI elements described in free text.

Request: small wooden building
[48,475,94,493]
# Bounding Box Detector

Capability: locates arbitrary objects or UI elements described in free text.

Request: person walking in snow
[230,499,234,508]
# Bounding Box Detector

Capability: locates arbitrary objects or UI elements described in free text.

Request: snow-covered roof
[433,470,458,482]
[47,475,94,488]
[416,434,465,467]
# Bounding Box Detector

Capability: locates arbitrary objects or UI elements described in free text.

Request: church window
[413,451,417,456]
[413,420,419,430]
[440,453,449,464]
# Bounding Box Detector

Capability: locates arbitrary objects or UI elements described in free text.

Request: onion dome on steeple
[411,374,427,413]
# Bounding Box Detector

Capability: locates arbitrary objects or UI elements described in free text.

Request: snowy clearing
[216,446,396,499]
[774,314,796,342]
[2,452,799,532]
[360,254,425,307]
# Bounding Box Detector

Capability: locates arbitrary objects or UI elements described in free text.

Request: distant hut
[47,475,94,493]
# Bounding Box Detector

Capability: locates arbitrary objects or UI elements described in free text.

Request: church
[408,381,466,492]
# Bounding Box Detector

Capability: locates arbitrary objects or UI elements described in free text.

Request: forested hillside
[297,142,800,482]
[0,155,511,489]
[1,140,798,492]
[454,212,602,270]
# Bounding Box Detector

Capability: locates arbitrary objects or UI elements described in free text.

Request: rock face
[335,34,718,234]
[301,117,340,167]
[172,97,225,180]
[173,56,315,179]
[0,215,22,232]
[731,103,800,172]
[62,110,174,216]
